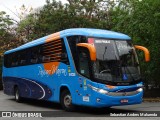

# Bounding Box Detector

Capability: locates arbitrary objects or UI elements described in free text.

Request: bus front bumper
[91,91,143,108]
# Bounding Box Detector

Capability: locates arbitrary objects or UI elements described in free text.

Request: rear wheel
[14,87,22,102]
[60,90,75,111]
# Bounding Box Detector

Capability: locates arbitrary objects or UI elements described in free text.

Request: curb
[143,98,160,102]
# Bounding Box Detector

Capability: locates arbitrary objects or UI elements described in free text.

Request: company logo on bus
[38,65,67,77]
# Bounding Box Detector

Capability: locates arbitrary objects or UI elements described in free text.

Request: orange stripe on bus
[50,45,62,49]
[43,62,60,75]
[46,32,60,43]
[43,45,62,50]
[43,45,62,52]
[44,49,62,52]
[52,49,62,52]
[43,39,61,47]
[43,43,62,49]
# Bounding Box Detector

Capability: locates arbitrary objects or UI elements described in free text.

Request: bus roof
[5,28,131,54]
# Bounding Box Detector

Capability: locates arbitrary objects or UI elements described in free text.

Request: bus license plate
[121,99,128,103]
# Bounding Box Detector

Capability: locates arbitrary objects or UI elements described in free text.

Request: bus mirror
[134,45,150,62]
[76,43,96,61]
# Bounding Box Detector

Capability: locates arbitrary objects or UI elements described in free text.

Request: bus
[2,28,150,111]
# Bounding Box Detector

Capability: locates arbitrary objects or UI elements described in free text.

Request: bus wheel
[60,90,75,111]
[14,87,22,103]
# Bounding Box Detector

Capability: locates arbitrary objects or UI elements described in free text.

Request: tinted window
[78,49,90,78]
[42,38,69,64]
[4,38,69,68]
[67,36,87,70]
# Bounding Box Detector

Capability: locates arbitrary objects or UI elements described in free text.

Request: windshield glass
[88,38,141,84]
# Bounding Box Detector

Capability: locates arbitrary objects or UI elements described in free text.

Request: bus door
[76,48,92,104]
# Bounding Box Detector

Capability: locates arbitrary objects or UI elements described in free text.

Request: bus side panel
[3,76,53,99]
[2,63,72,101]
[3,77,15,96]
[2,64,54,100]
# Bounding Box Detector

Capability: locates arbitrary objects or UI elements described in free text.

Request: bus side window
[67,36,87,70]
[42,56,50,62]
[11,53,18,67]
[60,38,69,64]
[4,54,11,68]
[41,38,69,64]
[78,49,90,78]
[17,54,21,66]
[19,51,26,65]
[38,46,43,63]
[30,48,38,64]
[67,36,78,66]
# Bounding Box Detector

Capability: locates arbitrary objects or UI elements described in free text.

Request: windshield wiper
[103,46,107,60]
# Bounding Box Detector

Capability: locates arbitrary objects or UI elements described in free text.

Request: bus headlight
[88,84,109,95]
[98,89,109,94]
[137,88,143,92]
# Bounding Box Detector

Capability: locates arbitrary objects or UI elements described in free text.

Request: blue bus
[2,28,150,111]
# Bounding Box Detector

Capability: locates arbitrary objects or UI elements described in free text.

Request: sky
[0,0,67,20]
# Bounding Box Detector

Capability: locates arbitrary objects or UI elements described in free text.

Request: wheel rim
[15,90,19,100]
[64,94,72,108]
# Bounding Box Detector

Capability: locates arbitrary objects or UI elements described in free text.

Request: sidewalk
[143,98,160,102]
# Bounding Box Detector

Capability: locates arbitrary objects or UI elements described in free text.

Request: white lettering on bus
[95,40,110,44]
[56,69,67,76]
[38,66,67,77]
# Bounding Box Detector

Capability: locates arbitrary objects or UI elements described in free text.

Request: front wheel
[14,87,22,102]
[60,90,75,111]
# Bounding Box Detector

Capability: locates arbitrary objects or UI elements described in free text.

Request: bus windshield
[90,38,141,84]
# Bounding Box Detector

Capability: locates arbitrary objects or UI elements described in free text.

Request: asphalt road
[0,90,160,120]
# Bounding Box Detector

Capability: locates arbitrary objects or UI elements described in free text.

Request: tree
[15,5,35,42]
[0,11,14,55]
[18,0,117,41]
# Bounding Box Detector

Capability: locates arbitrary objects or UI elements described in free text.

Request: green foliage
[18,0,117,41]
[0,11,14,55]
[0,11,13,39]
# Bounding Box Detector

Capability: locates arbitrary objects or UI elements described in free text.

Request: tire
[60,90,75,111]
[14,87,22,103]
